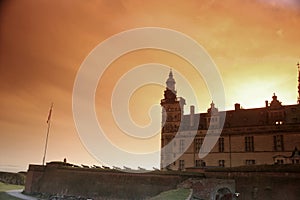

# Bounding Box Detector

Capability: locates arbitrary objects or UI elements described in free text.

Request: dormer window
[267,94,285,125]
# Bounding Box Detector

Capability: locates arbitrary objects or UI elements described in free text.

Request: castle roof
[180,103,300,130]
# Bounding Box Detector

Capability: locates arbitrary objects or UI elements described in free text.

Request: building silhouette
[160,66,300,170]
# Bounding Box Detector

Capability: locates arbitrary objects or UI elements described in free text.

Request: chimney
[234,103,240,111]
[190,105,195,126]
[265,100,268,108]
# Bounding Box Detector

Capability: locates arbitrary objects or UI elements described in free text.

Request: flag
[46,103,53,124]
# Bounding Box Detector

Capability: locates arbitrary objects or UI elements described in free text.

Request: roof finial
[169,68,173,78]
[272,93,277,100]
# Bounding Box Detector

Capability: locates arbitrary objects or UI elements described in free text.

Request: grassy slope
[0,192,22,200]
[0,182,24,192]
[0,182,24,200]
[149,188,191,200]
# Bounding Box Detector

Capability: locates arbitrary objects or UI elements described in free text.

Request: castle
[160,65,300,170]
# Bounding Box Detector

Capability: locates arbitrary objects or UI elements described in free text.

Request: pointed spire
[169,68,173,78]
[210,101,215,108]
[297,62,300,104]
[166,68,176,92]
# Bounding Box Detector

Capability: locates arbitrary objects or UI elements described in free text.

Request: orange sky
[0,0,300,172]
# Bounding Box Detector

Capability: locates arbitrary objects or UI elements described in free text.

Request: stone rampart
[24,163,196,199]
[205,168,300,200]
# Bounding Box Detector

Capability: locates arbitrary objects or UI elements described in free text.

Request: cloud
[258,0,300,9]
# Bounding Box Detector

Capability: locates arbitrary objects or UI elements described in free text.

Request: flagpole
[42,103,53,166]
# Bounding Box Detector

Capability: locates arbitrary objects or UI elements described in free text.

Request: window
[195,160,205,167]
[292,159,300,164]
[207,117,219,129]
[179,140,185,153]
[179,160,185,170]
[214,117,218,122]
[195,160,201,167]
[219,160,225,167]
[245,160,255,165]
[273,135,284,151]
[194,138,203,152]
[276,159,284,164]
[271,111,284,118]
[245,136,254,152]
[219,137,224,152]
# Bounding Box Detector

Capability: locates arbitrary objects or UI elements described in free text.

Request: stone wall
[25,164,196,200]
[205,169,300,200]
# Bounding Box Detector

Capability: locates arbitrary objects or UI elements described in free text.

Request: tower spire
[166,68,176,92]
[298,62,300,104]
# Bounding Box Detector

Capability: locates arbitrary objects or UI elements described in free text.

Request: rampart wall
[25,163,300,200]
[205,168,300,200]
[24,164,200,199]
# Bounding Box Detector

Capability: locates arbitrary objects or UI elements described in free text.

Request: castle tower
[160,69,185,169]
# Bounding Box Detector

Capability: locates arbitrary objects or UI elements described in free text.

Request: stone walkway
[185,189,193,200]
[6,189,38,200]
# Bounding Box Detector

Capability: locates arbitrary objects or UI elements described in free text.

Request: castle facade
[160,67,300,170]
